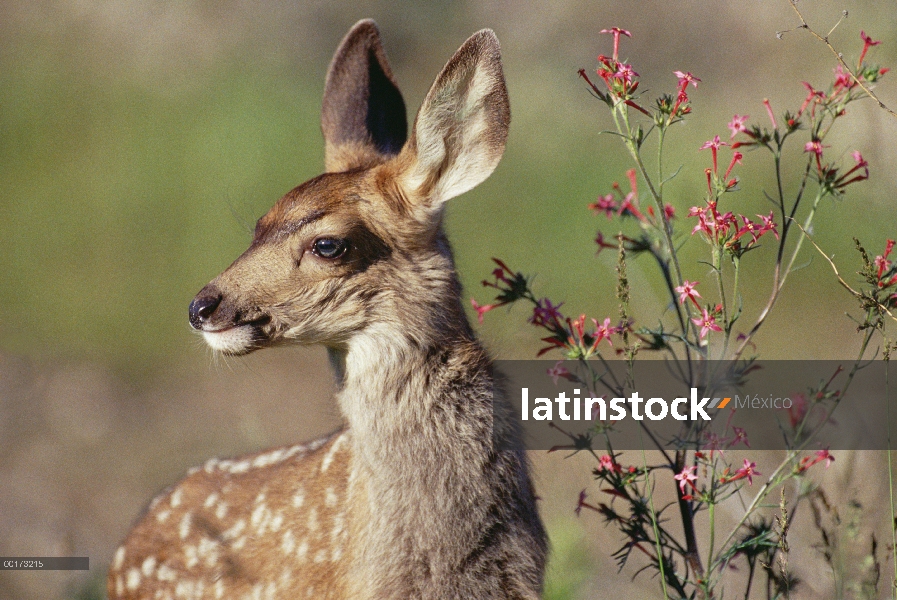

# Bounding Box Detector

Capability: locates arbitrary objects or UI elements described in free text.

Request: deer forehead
[252,169,427,251]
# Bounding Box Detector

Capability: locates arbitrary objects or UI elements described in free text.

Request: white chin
[202,326,255,354]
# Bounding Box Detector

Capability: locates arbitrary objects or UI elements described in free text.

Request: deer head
[187,20,509,357]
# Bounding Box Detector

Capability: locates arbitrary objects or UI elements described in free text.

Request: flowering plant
[475,18,893,598]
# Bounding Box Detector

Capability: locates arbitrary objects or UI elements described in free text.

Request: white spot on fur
[126,568,141,591]
[325,487,338,507]
[281,529,296,554]
[170,488,182,508]
[156,509,171,523]
[279,567,292,589]
[292,489,305,509]
[307,507,319,532]
[198,537,220,566]
[252,448,286,468]
[156,564,177,582]
[320,434,346,472]
[215,501,228,520]
[203,492,220,509]
[222,518,246,540]
[215,579,225,599]
[229,460,251,474]
[296,540,309,560]
[179,513,192,540]
[115,576,124,596]
[271,510,284,532]
[175,579,194,598]
[184,544,199,569]
[251,503,269,532]
[330,513,345,543]
[204,458,219,473]
[141,556,157,578]
[113,547,125,570]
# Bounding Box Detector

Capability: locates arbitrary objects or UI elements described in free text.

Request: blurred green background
[0,1,894,598]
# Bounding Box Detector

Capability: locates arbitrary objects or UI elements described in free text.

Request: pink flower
[613,63,639,85]
[547,361,571,385]
[590,317,616,349]
[804,139,829,173]
[599,454,618,471]
[617,169,645,222]
[471,299,499,324]
[669,71,700,120]
[675,280,701,307]
[875,239,897,288]
[762,98,778,129]
[692,308,723,339]
[675,465,698,494]
[815,448,835,469]
[730,427,750,448]
[727,114,749,138]
[804,140,827,157]
[600,27,632,61]
[700,135,728,174]
[734,459,760,485]
[674,71,701,89]
[833,64,853,92]
[589,194,618,219]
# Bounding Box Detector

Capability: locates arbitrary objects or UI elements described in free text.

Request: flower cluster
[687,201,778,258]
[472,258,624,359]
[874,239,897,295]
[474,23,891,599]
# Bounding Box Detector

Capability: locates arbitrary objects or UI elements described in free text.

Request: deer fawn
[108,19,546,599]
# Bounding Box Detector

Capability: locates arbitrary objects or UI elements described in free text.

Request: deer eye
[312,237,348,259]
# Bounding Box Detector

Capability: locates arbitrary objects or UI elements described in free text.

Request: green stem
[714,319,877,568]
[640,440,670,600]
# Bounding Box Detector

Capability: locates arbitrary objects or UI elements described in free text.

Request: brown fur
[109,19,546,600]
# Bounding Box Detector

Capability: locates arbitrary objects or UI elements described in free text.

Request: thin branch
[785,1,896,120]
[791,221,897,324]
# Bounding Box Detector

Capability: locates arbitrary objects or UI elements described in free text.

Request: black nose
[189,295,222,330]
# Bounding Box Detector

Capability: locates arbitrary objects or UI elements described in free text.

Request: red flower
[589,194,618,219]
[859,30,882,68]
[471,298,501,323]
[700,135,728,174]
[724,151,743,181]
[733,459,760,485]
[815,448,835,469]
[599,27,632,61]
[762,98,778,129]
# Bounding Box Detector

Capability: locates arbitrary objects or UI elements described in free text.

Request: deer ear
[397,29,509,209]
[321,19,408,172]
